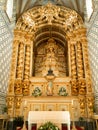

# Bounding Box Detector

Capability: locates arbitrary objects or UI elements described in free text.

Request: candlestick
[72,100,74,105]
[72,101,77,130]
[24,101,27,107]
[21,107,27,130]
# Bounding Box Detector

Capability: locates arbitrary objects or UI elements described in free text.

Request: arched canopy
[15,3,84,47]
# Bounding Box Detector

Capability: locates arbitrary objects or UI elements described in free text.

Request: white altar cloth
[28,111,70,130]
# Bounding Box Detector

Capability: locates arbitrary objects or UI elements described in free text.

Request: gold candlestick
[21,106,27,130]
[72,101,77,130]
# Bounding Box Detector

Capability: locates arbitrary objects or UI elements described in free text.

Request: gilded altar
[7,3,94,120]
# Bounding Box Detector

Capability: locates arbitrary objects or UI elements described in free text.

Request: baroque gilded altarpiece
[7,3,94,120]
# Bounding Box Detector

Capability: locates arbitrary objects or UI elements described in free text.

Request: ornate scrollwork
[24,45,31,80]
[38,2,60,24]
[14,80,22,95]
[86,96,94,117]
[70,43,77,79]
[76,41,84,78]
[79,96,86,117]
[16,43,24,79]
[71,79,78,95]
[6,97,14,108]
[16,2,83,31]
[78,79,86,95]
[22,81,30,96]
[15,97,22,109]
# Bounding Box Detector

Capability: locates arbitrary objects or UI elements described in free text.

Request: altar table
[28,111,70,130]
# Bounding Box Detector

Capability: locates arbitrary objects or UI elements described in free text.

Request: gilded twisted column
[7,41,19,95]
[15,41,25,95]
[86,96,94,117]
[6,96,14,117]
[22,34,33,96]
[76,41,86,96]
[14,96,22,116]
[82,39,92,93]
[23,33,34,80]
[83,39,94,117]
[79,28,94,118]
[76,41,84,79]
[70,41,78,95]
[79,96,86,117]
[24,44,31,80]
[70,43,77,79]
[16,43,24,79]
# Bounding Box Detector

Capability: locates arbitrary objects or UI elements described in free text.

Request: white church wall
[0,0,16,114]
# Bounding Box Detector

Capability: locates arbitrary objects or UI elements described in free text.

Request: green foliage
[2,106,8,113]
[38,122,60,130]
[32,87,42,97]
[58,87,68,96]
[14,116,24,122]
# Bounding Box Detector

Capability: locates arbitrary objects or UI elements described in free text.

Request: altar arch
[7,3,94,120]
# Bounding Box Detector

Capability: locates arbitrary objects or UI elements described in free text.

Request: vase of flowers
[38,121,60,130]
[32,87,42,97]
[58,87,68,96]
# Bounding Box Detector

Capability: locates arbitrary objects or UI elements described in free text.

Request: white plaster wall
[0,0,16,114]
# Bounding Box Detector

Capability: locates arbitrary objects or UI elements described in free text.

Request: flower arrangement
[58,87,68,96]
[32,87,42,97]
[38,121,60,130]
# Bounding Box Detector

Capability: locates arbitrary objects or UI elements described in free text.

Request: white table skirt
[28,111,70,130]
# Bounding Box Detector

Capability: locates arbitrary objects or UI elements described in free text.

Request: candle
[72,100,73,105]
[24,101,27,107]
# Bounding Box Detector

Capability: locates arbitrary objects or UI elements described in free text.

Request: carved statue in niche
[34,38,67,77]
[46,80,53,96]
[42,38,59,76]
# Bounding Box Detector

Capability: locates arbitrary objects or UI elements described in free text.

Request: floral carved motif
[22,81,30,96]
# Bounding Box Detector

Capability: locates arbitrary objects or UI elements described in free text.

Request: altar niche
[34,38,68,77]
